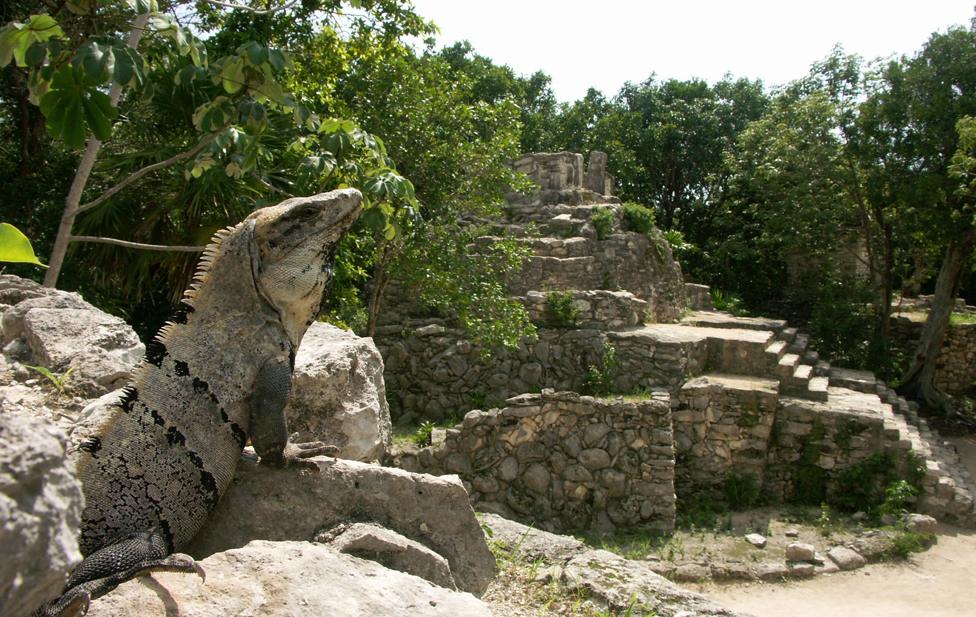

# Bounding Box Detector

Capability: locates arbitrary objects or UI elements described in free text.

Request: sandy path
[704,434,976,617]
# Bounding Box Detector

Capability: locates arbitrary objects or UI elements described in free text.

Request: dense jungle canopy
[1,1,975,414]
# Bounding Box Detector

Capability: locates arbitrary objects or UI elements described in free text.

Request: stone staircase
[671,309,976,527]
[378,150,976,529]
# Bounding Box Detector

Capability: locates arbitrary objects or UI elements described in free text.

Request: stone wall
[513,151,613,196]
[891,314,976,395]
[521,290,648,330]
[510,228,686,324]
[395,390,676,534]
[673,375,779,499]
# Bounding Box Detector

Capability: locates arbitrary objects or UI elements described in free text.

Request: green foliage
[676,495,722,530]
[886,530,935,559]
[724,471,760,510]
[833,451,923,516]
[591,207,615,240]
[621,202,655,234]
[0,223,45,266]
[879,480,919,518]
[25,364,74,394]
[582,342,616,396]
[808,276,877,370]
[396,226,536,352]
[545,290,580,328]
[710,289,747,316]
[412,420,435,447]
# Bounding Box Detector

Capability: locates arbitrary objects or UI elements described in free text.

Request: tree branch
[69,236,205,252]
[203,0,300,15]
[76,134,216,215]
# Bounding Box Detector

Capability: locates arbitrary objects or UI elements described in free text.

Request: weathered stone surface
[744,533,767,548]
[189,456,495,594]
[826,545,866,571]
[513,151,584,191]
[481,514,746,617]
[395,391,676,533]
[0,276,143,396]
[0,410,84,617]
[583,150,613,195]
[319,522,456,590]
[287,322,391,461]
[86,541,490,617]
[563,549,745,617]
[785,542,816,562]
[904,513,938,534]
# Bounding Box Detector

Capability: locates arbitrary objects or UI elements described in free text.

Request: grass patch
[950,312,976,325]
[591,208,615,240]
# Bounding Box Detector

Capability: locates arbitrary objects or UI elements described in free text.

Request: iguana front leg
[250,356,338,467]
[32,530,204,617]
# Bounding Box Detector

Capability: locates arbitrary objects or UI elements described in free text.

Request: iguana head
[247,188,363,349]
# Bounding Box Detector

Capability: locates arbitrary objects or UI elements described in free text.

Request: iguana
[35,189,363,617]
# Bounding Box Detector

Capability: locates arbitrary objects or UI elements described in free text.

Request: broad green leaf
[0,223,46,267]
[0,15,64,68]
[73,40,115,84]
[82,93,113,140]
[221,58,245,94]
[39,65,117,148]
[243,42,268,66]
[25,41,48,67]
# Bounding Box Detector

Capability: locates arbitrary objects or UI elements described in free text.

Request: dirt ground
[701,433,976,617]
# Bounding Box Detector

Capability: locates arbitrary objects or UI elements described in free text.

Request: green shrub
[711,289,748,316]
[622,202,655,234]
[879,480,919,518]
[591,208,615,240]
[545,290,580,328]
[412,420,435,447]
[724,471,760,510]
[886,530,935,558]
[582,343,616,395]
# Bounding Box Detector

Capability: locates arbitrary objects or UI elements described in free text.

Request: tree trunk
[43,13,148,288]
[898,230,976,412]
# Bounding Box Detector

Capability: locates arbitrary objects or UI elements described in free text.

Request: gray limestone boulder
[288,322,391,461]
[85,540,491,617]
[784,542,816,562]
[826,545,866,571]
[0,410,85,617]
[188,456,495,594]
[318,522,456,590]
[0,276,143,396]
[480,513,745,617]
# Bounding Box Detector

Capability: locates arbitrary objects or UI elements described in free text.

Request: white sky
[409,0,975,102]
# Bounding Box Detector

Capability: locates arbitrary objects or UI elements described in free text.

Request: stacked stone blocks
[397,390,676,534]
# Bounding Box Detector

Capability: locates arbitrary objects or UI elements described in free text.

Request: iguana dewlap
[35,189,363,617]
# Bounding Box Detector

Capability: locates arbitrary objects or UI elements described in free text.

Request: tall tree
[895,24,976,411]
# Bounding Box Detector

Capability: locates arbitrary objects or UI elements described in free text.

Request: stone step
[776,353,800,381]
[793,364,813,381]
[778,327,798,343]
[802,349,819,365]
[814,360,831,377]
[680,311,787,332]
[764,340,788,367]
[807,377,829,401]
[827,367,878,393]
[788,333,809,355]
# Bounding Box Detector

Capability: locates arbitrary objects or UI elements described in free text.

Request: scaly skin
[34,189,363,616]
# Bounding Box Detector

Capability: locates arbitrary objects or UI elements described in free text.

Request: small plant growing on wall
[591,208,615,240]
[622,202,655,234]
[545,290,580,328]
[583,342,617,395]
